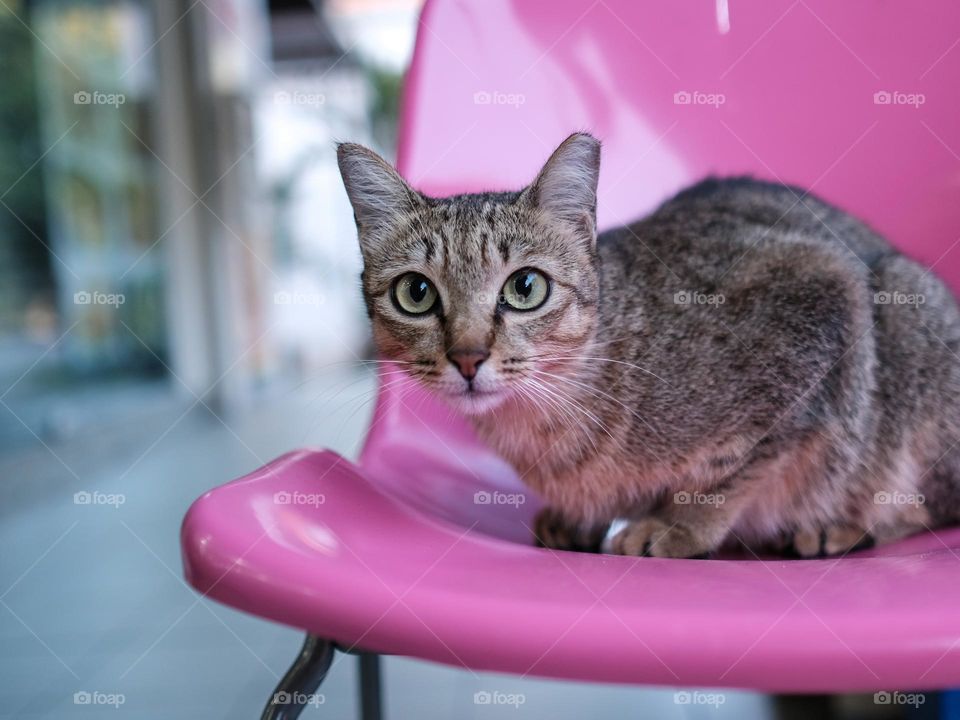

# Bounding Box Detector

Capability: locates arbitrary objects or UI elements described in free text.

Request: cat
[336,132,960,558]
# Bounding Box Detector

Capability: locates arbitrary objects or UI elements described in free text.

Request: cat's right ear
[524,132,601,243]
[337,143,420,252]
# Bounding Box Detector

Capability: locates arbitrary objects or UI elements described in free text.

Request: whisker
[519,377,576,426]
[529,375,630,455]
[327,370,426,419]
[524,377,614,451]
[339,374,423,448]
[519,380,582,442]
[535,356,672,386]
[304,369,382,413]
[513,380,562,434]
[529,369,682,481]
[530,369,664,442]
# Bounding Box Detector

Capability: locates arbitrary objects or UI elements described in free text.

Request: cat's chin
[440,388,510,416]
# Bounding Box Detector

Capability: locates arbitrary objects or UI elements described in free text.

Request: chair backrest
[399,0,960,265]
[361,0,960,502]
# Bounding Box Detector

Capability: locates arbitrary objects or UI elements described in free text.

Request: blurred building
[259,0,374,377]
[0,0,417,451]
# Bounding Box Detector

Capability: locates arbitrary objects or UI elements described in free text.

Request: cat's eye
[501,268,550,311]
[392,272,439,315]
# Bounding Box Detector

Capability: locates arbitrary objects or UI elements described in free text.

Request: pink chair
[181,1,960,716]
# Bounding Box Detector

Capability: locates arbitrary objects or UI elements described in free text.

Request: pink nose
[446,349,489,380]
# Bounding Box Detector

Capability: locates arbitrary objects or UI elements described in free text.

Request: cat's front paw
[610,517,713,558]
[532,507,606,552]
[790,525,873,557]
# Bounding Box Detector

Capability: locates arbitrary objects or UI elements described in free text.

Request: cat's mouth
[436,381,511,415]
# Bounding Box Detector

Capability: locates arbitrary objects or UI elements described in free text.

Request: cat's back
[601,176,894,274]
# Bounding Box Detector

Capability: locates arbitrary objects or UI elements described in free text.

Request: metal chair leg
[261,635,335,720]
[358,653,383,720]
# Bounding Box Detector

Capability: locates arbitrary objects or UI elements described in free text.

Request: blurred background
[0,0,412,457]
[0,1,925,718]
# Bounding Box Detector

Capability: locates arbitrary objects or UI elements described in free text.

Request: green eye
[392,272,438,315]
[501,268,550,311]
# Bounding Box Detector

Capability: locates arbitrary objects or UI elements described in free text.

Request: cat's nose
[446,349,490,381]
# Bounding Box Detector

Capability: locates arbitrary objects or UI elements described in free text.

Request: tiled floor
[0,366,772,718]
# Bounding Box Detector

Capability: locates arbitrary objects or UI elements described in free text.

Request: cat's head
[337,133,601,415]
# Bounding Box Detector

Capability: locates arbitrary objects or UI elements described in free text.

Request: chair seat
[182,384,960,692]
[183,0,960,695]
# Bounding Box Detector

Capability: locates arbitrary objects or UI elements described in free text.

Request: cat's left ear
[524,132,601,243]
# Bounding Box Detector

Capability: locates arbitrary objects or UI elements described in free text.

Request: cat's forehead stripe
[440,227,451,272]
[488,231,505,263]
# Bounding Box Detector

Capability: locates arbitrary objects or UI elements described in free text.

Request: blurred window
[0,0,165,448]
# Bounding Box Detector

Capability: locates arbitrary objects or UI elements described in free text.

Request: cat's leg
[612,408,883,559]
[532,506,608,553]
[610,448,797,558]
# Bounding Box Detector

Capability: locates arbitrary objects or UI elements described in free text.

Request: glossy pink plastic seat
[182,0,960,694]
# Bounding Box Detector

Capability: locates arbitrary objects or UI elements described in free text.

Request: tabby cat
[337,132,960,558]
